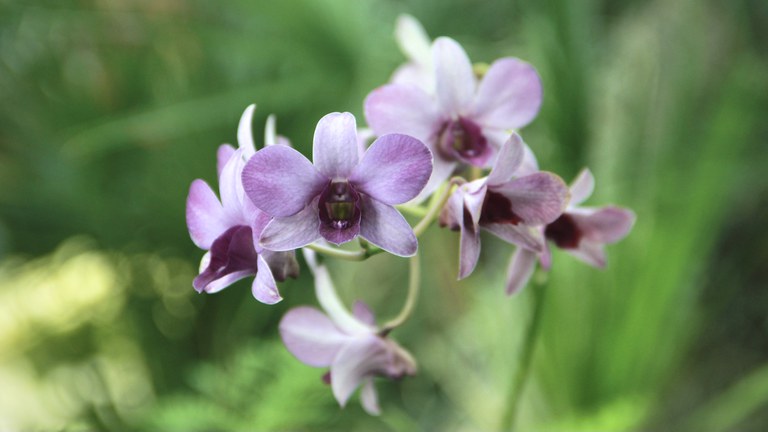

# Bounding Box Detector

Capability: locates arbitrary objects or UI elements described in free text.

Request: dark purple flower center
[544,214,582,249]
[193,225,259,292]
[437,117,489,166]
[319,180,361,230]
[479,190,523,225]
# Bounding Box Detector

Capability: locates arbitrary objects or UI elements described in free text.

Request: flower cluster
[185,15,635,414]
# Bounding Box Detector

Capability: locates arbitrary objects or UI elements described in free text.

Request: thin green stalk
[382,253,420,331]
[413,183,454,237]
[500,277,548,431]
[305,243,367,261]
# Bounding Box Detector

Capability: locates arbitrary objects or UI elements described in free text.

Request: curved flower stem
[413,181,457,237]
[381,252,420,332]
[397,204,429,218]
[500,275,548,431]
[305,243,367,261]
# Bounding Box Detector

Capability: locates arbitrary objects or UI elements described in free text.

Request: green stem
[381,253,420,331]
[396,204,428,218]
[305,243,367,261]
[500,277,548,431]
[413,183,454,237]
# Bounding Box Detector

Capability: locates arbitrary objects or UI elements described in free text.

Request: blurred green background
[1,0,766,430]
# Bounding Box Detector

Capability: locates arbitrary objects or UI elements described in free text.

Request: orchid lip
[545,213,582,249]
[437,116,489,166]
[319,180,361,230]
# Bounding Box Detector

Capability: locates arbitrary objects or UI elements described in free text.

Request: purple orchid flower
[241,112,432,257]
[365,36,543,199]
[186,105,298,304]
[279,263,416,415]
[439,133,569,280]
[505,169,637,295]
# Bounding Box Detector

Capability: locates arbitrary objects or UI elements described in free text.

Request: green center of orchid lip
[320,180,360,230]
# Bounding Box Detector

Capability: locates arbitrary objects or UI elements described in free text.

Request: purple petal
[331,336,389,407]
[314,265,374,335]
[433,37,475,114]
[486,133,524,186]
[364,83,443,142]
[358,196,418,257]
[490,172,569,225]
[470,58,542,129]
[252,255,282,304]
[458,217,481,280]
[319,217,361,245]
[186,179,227,249]
[391,63,433,92]
[193,226,259,292]
[279,306,350,367]
[571,206,636,244]
[569,168,595,206]
[259,203,322,251]
[242,145,326,217]
[483,222,544,252]
[506,248,537,296]
[567,240,607,268]
[349,134,432,205]
[353,301,376,326]
[313,112,360,179]
[438,187,463,230]
[237,104,257,157]
[360,378,381,416]
[261,249,300,282]
[217,144,236,178]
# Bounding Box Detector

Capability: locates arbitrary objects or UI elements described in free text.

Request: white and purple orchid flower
[242,112,432,257]
[365,36,543,199]
[279,263,416,415]
[390,14,434,93]
[439,133,569,280]
[505,169,637,295]
[185,105,298,304]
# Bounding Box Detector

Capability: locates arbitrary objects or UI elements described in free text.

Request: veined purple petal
[569,168,595,206]
[313,112,359,179]
[350,134,432,205]
[259,203,322,251]
[433,37,475,114]
[331,336,389,408]
[360,378,381,416]
[237,104,257,157]
[280,306,351,367]
[252,255,282,304]
[186,179,228,249]
[364,83,443,142]
[506,248,537,296]
[242,145,326,217]
[487,133,524,186]
[470,58,542,129]
[570,206,636,244]
[490,172,569,225]
[483,222,544,252]
[217,144,236,178]
[359,196,418,257]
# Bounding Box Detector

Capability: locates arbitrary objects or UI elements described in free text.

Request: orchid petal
[568,240,607,268]
[483,222,544,252]
[279,306,350,367]
[186,179,227,249]
[353,301,376,326]
[331,336,388,407]
[264,114,278,147]
[433,37,475,114]
[438,187,463,230]
[359,196,418,257]
[569,168,595,206]
[259,203,322,251]
[360,378,381,416]
[216,144,236,178]
[505,248,537,296]
[412,155,457,203]
[487,133,525,186]
[237,104,257,157]
[252,255,282,304]
[319,217,361,245]
[314,265,374,335]
[395,14,431,64]
[313,112,359,179]
[470,58,542,129]
[261,249,300,282]
[458,217,481,280]
[571,206,636,243]
[350,134,432,205]
[491,172,569,225]
[242,145,326,217]
[219,148,247,221]
[364,83,443,142]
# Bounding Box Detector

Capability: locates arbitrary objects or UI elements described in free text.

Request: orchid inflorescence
[185,15,635,415]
